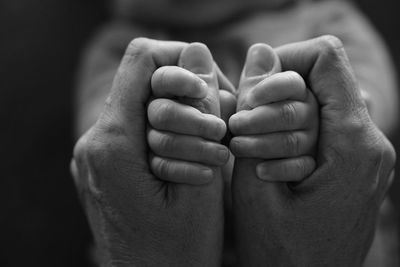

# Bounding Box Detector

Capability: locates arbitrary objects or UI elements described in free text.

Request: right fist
[232,36,396,267]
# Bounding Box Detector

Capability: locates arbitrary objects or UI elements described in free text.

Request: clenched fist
[71,39,229,266]
[232,36,396,266]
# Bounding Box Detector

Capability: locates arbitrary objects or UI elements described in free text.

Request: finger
[229,100,315,135]
[246,71,307,108]
[237,43,282,111]
[179,43,220,116]
[147,98,226,141]
[242,44,281,78]
[256,156,316,182]
[150,155,215,185]
[148,129,230,166]
[230,131,314,159]
[96,38,187,174]
[361,89,372,112]
[106,38,187,125]
[151,66,208,98]
[275,35,366,119]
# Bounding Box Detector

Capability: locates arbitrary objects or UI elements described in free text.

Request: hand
[71,39,226,266]
[147,43,231,184]
[232,36,395,266]
[229,47,319,181]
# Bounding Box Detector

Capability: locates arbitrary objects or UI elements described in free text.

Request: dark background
[0,0,399,266]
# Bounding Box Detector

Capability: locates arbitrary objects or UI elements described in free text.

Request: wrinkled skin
[71,36,396,266]
[71,38,225,266]
[232,36,396,266]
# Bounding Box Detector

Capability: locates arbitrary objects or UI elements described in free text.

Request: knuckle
[149,100,174,129]
[272,161,290,179]
[371,137,397,170]
[237,115,250,134]
[157,133,175,154]
[361,90,372,111]
[191,42,210,53]
[386,142,397,168]
[182,164,198,181]
[73,134,90,165]
[152,66,169,89]
[281,162,292,178]
[215,119,227,140]
[207,119,223,140]
[126,37,152,58]
[197,140,207,158]
[380,136,396,168]
[85,142,107,171]
[285,71,306,91]
[228,115,241,135]
[317,35,344,55]
[294,159,307,178]
[285,132,299,156]
[157,158,171,178]
[147,130,160,150]
[359,138,396,198]
[229,138,242,156]
[71,138,89,180]
[73,121,139,179]
[280,102,297,126]
[125,38,157,71]
[181,165,189,180]
[73,130,111,176]
[197,114,211,137]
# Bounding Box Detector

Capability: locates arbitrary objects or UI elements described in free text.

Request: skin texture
[73,0,399,264]
[71,39,226,266]
[229,44,319,183]
[232,35,396,266]
[147,43,237,184]
[71,36,397,266]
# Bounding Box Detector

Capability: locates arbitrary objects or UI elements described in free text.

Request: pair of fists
[72,36,395,266]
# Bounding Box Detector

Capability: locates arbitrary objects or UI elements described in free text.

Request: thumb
[178,43,221,116]
[179,42,214,75]
[237,44,281,111]
[232,44,285,205]
[99,38,187,158]
[103,38,186,131]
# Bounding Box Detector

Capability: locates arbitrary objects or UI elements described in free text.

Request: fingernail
[202,167,214,178]
[218,148,230,164]
[198,79,208,92]
[244,44,276,77]
[179,43,213,75]
[216,118,227,141]
[256,164,271,181]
